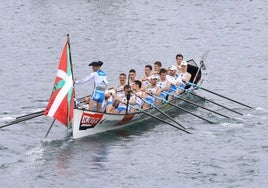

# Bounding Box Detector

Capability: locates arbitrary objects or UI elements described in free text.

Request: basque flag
[44,41,74,126]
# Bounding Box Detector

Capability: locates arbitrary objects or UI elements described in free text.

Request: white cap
[151,74,159,80]
[181,61,188,66]
[169,65,177,71]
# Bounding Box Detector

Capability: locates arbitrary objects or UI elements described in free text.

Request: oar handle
[148,93,168,104]
[186,82,199,88]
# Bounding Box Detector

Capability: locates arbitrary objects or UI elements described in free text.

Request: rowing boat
[72,89,195,138]
[1,37,253,137]
[0,37,206,138]
[71,59,203,139]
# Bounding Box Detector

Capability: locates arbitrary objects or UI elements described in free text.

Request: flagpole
[43,35,76,137]
[67,34,76,100]
[44,119,56,139]
[67,34,75,129]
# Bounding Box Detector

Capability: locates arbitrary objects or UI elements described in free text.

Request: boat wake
[25,144,46,163]
[41,133,73,146]
[196,130,217,138]
[0,115,15,122]
[220,122,245,128]
[242,107,268,120]
[255,106,268,113]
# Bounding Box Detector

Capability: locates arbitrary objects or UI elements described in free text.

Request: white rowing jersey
[146,86,158,95]
[179,72,189,82]
[117,94,135,109]
[75,70,108,91]
[157,80,169,89]
[134,91,144,107]
[115,84,125,95]
[141,75,152,90]
[166,74,182,85]
[145,86,159,103]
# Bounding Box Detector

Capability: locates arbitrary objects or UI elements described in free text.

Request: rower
[157,68,171,100]
[114,73,127,92]
[104,89,116,113]
[166,65,181,94]
[141,65,153,91]
[143,74,161,110]
[153,61,162,75]
[131,80,146,112]
[128,69,136,88]
[175,54,184,73]
[111,85,135,114]
[177,61,192,94]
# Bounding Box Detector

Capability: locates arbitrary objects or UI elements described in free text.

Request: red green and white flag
[44,41,74,126]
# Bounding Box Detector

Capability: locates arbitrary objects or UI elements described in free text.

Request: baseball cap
[181,61,188,66]
[151,74,159,80]
[169,65,177,71]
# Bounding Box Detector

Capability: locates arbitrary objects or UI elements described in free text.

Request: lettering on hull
[79,112,103,130]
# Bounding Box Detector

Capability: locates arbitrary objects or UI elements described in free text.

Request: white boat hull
[72,91,197,139]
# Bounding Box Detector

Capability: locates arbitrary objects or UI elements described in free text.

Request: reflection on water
[37,122,159,175]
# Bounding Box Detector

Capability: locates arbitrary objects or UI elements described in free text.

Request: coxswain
[75,61,108,112]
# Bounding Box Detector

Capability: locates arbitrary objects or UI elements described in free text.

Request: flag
[44,41,74,126]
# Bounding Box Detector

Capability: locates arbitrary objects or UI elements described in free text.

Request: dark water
[1,0,268,187]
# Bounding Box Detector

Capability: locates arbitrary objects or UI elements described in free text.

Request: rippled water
[0,0,268,187]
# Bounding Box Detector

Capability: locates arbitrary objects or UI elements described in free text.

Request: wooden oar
[149,93,215,124]
[187,82,254,109]
[2,93,91,129]
[137,95,187,130]
[129,105,191,134]
[188,91,244,116]
[176,86,244,116]
[0,113,44,129]
[15,95,90,120]
[164,92,231,119]
[16,110,45,119]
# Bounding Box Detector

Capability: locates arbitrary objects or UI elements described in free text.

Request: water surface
[0,0,267,187]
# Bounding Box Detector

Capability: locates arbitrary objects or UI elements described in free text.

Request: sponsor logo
[79,112,103,130]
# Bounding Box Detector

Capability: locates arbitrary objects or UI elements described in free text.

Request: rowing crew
[106,79,159,113]
[75,54,192,113]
